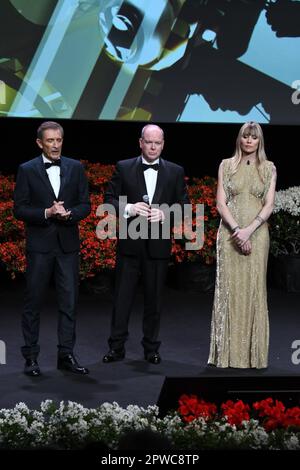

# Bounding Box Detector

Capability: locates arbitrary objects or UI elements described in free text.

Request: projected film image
[0,0,300,124]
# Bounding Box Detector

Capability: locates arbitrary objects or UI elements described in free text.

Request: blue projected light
[0,0,299,124]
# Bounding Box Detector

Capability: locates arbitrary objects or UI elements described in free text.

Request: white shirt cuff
[124,203,133,218]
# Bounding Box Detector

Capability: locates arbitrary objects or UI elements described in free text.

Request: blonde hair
[230,122,268,180]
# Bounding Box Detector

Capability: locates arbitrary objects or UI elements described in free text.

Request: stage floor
[1,279,300,410]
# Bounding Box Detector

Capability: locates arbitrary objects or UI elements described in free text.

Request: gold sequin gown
[208,158,274,369]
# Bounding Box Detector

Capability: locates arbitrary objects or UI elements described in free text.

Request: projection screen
[0,0,300,124]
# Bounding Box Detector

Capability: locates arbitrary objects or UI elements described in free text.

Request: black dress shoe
[103,349,125,363]
[144,352,161,364]
[24,359,41,377]
[57,354,89,375]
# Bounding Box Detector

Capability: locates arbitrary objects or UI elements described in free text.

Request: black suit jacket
[104,156,189,259]
[13,155,90,253]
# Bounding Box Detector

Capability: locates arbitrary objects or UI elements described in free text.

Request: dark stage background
[0,118,299,189]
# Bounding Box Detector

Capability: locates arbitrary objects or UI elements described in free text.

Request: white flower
[1,399,300,450]
[14,403,30,413]
[284,434,300,450]
[270,185,300,255]
[273,186,300,216]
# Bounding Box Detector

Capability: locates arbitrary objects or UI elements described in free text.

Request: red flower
[221,400,250,427]
[0,200,25,239]
[283,407,300,429]
[0,240,26,279]
[177,395,300,432]
[253,398,300,431]
[0,175,15,201]
[172,176,219,265]
[178,394,217,423]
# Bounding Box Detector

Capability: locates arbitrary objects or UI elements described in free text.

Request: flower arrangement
[0,395,299,450]
[171,176,219,265]
[0,174,15,201]
[269,186,300,257]
[0,175,26,278]
[78,161,117,279]
[80,160,115,193]
[0,240,26,278]
[79,193,117,279]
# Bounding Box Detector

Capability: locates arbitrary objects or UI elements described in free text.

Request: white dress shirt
[125,157,159,217]
[43,154,61,198]
[141,157,159,204]
[43,155,61,219]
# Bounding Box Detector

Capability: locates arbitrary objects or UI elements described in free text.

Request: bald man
[103,124,189,364]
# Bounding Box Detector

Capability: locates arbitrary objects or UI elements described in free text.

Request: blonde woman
[208,122,277,369]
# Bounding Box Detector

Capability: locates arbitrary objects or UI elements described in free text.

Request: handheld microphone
[142,195,150,205]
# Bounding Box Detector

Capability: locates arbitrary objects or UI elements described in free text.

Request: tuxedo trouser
[21,245,79,360]
[108,248,169,354]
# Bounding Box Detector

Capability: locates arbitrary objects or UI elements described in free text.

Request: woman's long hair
[230,122,268,180]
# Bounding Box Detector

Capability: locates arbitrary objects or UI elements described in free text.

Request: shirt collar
[42,154,61,164]
[141,157,160,165]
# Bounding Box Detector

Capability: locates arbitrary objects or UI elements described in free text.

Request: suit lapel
[135,156,148,199]
[152,158,167,204]
[35,156,57,199]
[57,157,69,199]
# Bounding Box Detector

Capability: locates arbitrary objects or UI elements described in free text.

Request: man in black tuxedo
[103,124,189,364]
[14,121,91,376]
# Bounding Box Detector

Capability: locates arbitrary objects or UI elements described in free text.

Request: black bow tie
[44,160,61,170]
[142,163,159,171]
